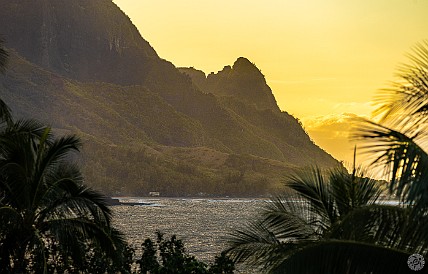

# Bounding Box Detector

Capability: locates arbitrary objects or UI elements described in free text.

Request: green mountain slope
[0,0,340,196]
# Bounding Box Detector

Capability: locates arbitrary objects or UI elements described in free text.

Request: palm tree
[0,119,127,273]
[355,40,428,209]
[226,165,428,273]
[0,37,127,272]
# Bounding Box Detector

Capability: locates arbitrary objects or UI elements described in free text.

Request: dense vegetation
[136,232,234,274]
[83,142,287,196]
[0,0,339,196]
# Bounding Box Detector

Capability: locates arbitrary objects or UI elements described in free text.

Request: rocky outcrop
[181,57,279,111]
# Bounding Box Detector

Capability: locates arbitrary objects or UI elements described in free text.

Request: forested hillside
[0,0,339,196]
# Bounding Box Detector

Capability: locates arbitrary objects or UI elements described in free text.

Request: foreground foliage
[227,41,428,273]
[136,232,235,274]
[227,166,428,273]
[355,40,428,209]
[0,40,127,273]
[0,119,128,273]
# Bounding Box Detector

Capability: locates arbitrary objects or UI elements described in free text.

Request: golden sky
[112,0,428,165]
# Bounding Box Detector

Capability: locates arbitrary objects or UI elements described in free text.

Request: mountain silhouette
[0,0,339,196]
[181,57,279,111]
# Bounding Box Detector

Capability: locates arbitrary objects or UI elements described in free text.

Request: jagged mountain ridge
[181,57,279,111]
[0,0,339,196]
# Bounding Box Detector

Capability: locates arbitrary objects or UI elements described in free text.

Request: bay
[112,198,267,262]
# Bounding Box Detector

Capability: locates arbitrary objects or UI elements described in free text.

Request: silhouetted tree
[0,117,127,273]
[226,165,428,273]
[138,231,235,274]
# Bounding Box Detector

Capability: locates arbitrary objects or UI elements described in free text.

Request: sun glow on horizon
[112,0,428,164]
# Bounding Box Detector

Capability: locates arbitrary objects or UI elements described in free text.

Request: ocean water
[112,198,267,262]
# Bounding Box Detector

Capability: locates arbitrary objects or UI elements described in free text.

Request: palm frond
[226,196,324,270]
[0,119,48,142]
[354,119,428,206]
[286,167,337,227]
[45,217,127,267]
[38,135,81,167]
[329,165,382,217]
[227,166,389,271]
[0,114,124,271]
[226,219,304,271]
[0,123,46,208]
[0,162,33,209]
[34,163,103,216]
[332,204,428,256]
[374,40,428,132]
[29,133,81,210]
[39,180,112,227]
[262,197,319,239]
[329,205,413,250]
[272,240,419,274]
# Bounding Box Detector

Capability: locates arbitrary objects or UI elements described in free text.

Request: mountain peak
[234,56,252,65]
[232,57,264,78]
[184,57,279,111]
[233,57,254,69]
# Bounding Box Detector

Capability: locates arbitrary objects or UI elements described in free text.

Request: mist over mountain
[0,0,339,196]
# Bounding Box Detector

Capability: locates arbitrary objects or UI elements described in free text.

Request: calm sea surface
[112,198,267,262]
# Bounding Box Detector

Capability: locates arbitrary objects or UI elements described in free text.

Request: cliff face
[0,0,159,85]
[0,0,340,196]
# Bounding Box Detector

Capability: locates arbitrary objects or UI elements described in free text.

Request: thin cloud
[301,113,364,164]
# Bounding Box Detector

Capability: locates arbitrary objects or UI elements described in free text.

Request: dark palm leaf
[32,135,81,209]
[45,217,126,268]
[272,240,422,274]
[354,119,428,207]
[330,165,382,217]
[226,195,330,271]
[374,40,428,131]
[0,112,126,271]
[330,204,428,255]
[38,134,81,167]
[227,166,396,272]
[36,164,113,241]
[262,197,319,239]
[286,167,337,227]
[2,118,47,136]
[226,219,302,271]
